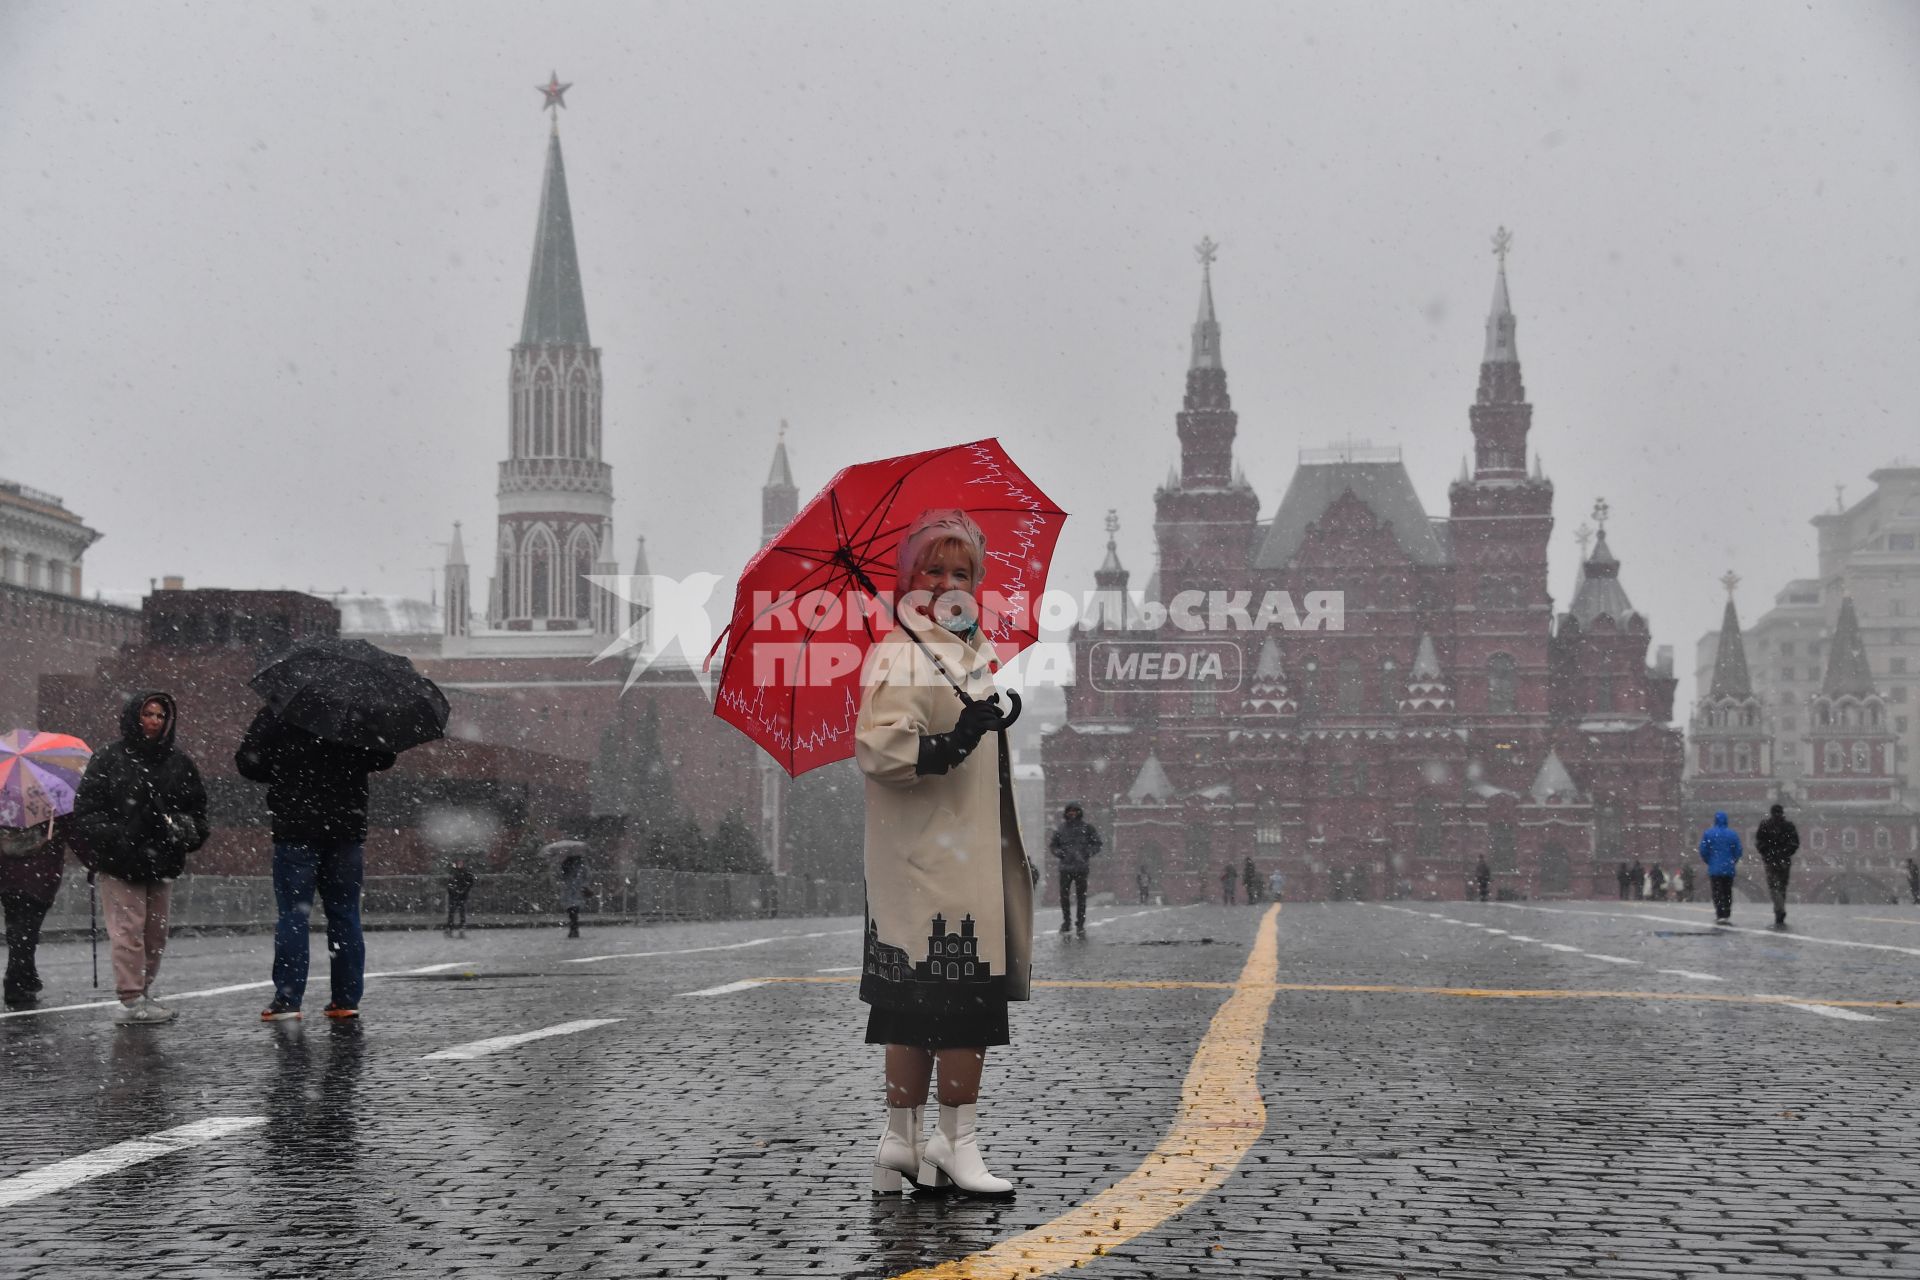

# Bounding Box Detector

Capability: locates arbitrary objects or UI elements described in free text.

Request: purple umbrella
[0,730,92,830]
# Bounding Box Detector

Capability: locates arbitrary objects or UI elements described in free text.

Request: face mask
[937,614,977,637]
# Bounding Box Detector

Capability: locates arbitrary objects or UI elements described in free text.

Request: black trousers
[566,907,580,936]
[446,892,469,930]
[2,893,51,1001]
[1764,862,1791,921]
[1709,874,1735,920]
[1059,871,1088,926]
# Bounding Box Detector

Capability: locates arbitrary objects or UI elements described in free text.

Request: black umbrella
[250,638,450,752]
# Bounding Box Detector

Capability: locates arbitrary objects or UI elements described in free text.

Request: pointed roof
[1191,255,1222,371]
[446,521,467,567]
[1252,636,1284,683]
[1706,598,1753,700]
[1567,529,1638,627]
[631,534,649,576]
[520,128,591,347]
[1126,752,1175,804]
[1412,634,1444,680]
[1484,260,1519,365]
[1254,458,1448,569]
[1528,749,1579,804]
[766,423,795,488]
[1820,596,1878,698]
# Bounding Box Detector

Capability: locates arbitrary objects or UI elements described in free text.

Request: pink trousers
[97,875,172,1002]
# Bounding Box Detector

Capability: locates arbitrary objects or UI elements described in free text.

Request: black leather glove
[914,699,1004,776]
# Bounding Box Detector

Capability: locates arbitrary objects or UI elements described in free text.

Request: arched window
[1810,828,1826,851]
[1874,827,1892,850]
[1708,742,1727,773]
[1852,742,1870,773]
[1841,828,1857,852]
[1593,799,1624,862]
[567,526,598,621]
[498,528,517,620]
[1299,660,1320,717]
[1338,657,1363,714]
[525,525,558,619]
[1540,843,1571,892]
[1733,743,1752,773]
[534,368,554,455]
[1824,742,1845,774]
[1415,797,1443,859]
[1380,659,1400,713]
[1488,653,1516,715]
[1488,823,1516,873]
[569,375,589,459]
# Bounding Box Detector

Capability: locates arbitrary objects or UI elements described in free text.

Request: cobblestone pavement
[1,900,1916,1278]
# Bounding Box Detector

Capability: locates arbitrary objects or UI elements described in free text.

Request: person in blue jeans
[1697,811,1745,925]
[236,705,395,1021]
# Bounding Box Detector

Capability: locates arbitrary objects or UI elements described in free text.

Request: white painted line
[816,965,861,973]
[568,928,861,964]
[1540,943,1583,953]
[0,1117,265,1208]
[1494,904,1920,959]
[1752,996,1882,1023]
[1581,953,1642,966]
[676,979,771,998]
[423,1018,623,1061]
[1480,928,1510,936]
[1657,968,1728,982]
[0,959,479,1022]
[1507,935,1539,943]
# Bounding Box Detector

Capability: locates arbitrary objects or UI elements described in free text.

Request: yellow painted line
[1859,916,1920,928]
[888,903,1283,1280]
[757,974,1909,1012]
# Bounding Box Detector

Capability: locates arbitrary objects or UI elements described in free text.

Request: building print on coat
[861,913,998,987]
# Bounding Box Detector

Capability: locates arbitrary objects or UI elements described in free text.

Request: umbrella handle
[998,690,1022,730]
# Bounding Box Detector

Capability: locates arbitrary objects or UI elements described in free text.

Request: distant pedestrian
[1135,866,1151,905]
[445,859,476,935]
[1473,858,1491,903]
[1648,866,1666,902]
[1628,858,1646,900]
[1697,812,1744,925]
[1220,863,1237,905]
[1267,868,1285,902]
[1,818,68,1010]
[1047,802,1101,935]
[558,852,588,938]
[1906,858,1919,905]
[1243,857,1260,905]
[1679,863,1696,903]
[70,693,209,1026]
[1755,804,1799,928]
[1615,861,1631,900]
[237,703,396,1022]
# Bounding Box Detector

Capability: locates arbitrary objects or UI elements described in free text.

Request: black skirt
[865,999,1009,1049]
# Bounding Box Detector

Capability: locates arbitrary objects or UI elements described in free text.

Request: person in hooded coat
[1754,804,1799,928]
[1046,803,1101,935]
[236,703,395,1021]
[1,818,68,1010]
[856,508,1033,1200]
[1697,812,1745,924]
[69,692,209,1024]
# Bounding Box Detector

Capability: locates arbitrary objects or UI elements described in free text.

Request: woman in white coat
[855,509,1034,1199]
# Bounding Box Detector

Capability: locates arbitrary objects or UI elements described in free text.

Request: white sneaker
[111,1000,147,1025]
[141,996,178,1023]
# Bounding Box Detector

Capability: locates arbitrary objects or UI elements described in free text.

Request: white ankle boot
[872,1105,923,1194]
[918,1103,1014,1198]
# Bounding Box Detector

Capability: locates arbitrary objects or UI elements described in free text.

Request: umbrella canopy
[709,437,1066,777]
[0,731,93,830]
[541,839,592,866]
[250,638,449,753]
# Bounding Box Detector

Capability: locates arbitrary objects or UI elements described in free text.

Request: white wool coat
[854,608,1033,1015]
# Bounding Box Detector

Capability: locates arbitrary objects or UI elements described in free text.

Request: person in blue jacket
[1697,812,1744,925]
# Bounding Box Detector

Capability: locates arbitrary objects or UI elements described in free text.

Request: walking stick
[89,872,99,989]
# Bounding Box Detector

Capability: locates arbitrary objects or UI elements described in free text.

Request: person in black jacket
[1755,804,1800,928]
[236,704,395,1021]
[444,859,476,936]
[1,818,68,1010]
[70,692,209,1025]
[1047,803,1101,934]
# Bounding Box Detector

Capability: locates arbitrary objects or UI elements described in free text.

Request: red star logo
[537,72,571,111]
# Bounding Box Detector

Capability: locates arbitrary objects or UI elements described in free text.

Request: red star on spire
[537,72,572,112]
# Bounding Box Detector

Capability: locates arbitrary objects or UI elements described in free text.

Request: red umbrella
[708,438,1067,777]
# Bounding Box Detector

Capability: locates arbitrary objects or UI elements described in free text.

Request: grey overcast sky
[3,1,1917,705]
